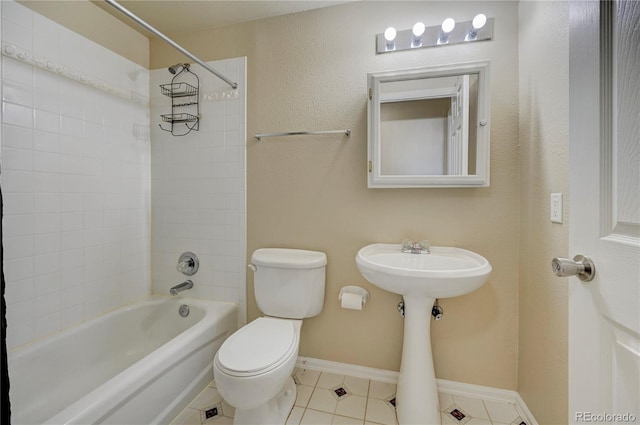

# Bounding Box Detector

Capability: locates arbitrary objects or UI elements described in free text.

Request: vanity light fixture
[384,27,397,51]
[375,15,493,54]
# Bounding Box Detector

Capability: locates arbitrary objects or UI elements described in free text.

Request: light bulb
[466,13,487,41]
[411,22,426,48]
[384,27,397,42]
[472,14,487,30]
[441,18,456,34]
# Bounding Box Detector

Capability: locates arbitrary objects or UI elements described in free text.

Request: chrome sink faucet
[401,239,431,254]
[170,280,193,295]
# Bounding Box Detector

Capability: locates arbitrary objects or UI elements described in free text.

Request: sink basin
[355,243,492,424]
[356,243,492,298]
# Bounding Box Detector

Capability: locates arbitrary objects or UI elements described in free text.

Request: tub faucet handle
[177,252,199,276]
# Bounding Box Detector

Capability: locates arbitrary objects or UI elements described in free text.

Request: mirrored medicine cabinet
[367,61,490,188]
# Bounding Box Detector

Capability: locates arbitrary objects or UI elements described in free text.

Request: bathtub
[8,297,237,425]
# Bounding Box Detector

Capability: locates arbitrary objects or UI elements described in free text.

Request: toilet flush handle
[248,264,257,272]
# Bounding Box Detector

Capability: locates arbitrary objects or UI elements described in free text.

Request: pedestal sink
[356,244,492,425]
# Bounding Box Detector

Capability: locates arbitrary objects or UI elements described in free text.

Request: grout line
[480,399,493,424]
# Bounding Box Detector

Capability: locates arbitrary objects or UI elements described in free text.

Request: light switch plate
[551,193,563,223]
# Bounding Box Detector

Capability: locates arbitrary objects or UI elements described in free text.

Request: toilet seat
[216,317,298,377]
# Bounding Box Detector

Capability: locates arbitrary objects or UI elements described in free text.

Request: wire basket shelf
[161,113,199,124]
[160,82,198,98]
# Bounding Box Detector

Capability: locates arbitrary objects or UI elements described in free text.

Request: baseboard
[514,393,539,425]
[296,356,399,383]
[437,379,538,425]
[296,357,538,425]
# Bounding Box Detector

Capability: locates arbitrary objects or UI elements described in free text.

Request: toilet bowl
[214,318,301,424]
[213,248,327,425]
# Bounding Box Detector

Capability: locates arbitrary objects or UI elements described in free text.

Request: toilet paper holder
[338,286,370,305]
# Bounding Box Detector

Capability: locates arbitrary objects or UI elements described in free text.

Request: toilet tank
[251,248,326,319]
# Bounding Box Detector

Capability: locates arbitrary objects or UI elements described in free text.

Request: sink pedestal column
[396,295,440,425]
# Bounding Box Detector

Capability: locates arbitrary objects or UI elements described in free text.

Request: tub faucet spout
[170,280,193,296]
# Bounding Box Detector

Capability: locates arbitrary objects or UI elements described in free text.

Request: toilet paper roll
[341,292,364,310]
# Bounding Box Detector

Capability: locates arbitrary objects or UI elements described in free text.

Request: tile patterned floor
[171,368,529,425]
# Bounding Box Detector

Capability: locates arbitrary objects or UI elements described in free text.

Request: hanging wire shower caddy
[159,63,200,136]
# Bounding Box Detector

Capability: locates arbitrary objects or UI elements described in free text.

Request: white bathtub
[8,297,237,425]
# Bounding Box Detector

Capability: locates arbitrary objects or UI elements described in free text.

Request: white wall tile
[5,278,35,305]
[2,0,33,28]
[34,213,60,234]
[33,151,60,173]
[34,271,61,297]
[4,257,34,285]
[2,169,34,192]
[3,214,34,238]
[2,18,33,50]
[3,124,34,150]
[58,26,83,73]
[2,141,30,165]
[34,311,61,339]
[34,109,59,133]
[3,236,34,260]
[1,4,151,349]
[34,233,60,255]
[2,3,247,350]
[2,102,33,128]
[32,13,59,61]
[2,79,34,107]
[150,58,246,322]
[2,56,33,87]
[33,171,60,193]
[6,299,34,326]
[3,193,33,215]
[33,129,58,152]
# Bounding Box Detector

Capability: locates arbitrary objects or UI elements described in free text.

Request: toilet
[213,248,327,425]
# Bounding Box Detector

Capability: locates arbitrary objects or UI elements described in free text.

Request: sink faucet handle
[401,239,430,253]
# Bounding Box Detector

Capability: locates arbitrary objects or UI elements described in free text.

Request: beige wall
[518,1,569,424]
[17,0,149,67]
[152,1,521,390]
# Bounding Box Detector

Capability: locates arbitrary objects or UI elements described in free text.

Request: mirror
[367,61,490,188]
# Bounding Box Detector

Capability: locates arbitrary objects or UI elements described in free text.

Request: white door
[568,1,640,423]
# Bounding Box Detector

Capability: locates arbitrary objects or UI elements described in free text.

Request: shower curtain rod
[103,0,238,90]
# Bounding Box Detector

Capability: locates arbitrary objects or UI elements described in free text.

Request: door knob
[551,255,596,282]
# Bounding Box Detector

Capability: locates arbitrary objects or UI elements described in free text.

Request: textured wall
[151,1,521,390]
[518,1,569,424]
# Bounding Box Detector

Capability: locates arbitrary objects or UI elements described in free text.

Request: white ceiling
[93,0,350,37]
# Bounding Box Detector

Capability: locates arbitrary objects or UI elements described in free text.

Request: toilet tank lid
[252,248,327,269]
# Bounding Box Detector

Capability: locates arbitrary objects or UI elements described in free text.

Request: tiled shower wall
[1,0,151,349]
[149,60,247,323]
